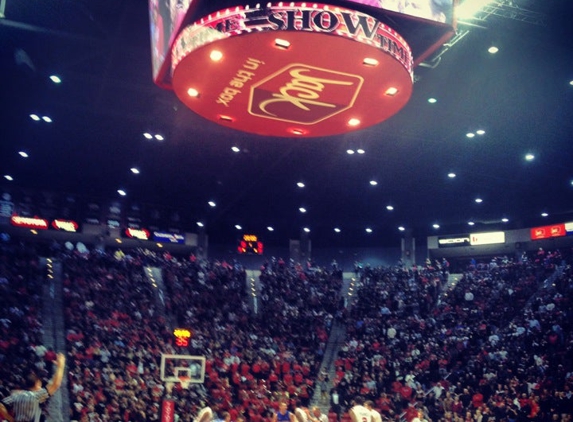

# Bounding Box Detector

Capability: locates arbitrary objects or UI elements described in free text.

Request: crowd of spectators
[0,241,57,417]
[331,250,573,422]
[2,236,572,422]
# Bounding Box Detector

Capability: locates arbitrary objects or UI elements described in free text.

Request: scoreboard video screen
[237,234,264,255]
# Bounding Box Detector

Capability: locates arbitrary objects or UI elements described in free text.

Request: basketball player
[364,401,382,422]
[273,402,295,422]
[349,396,372,422]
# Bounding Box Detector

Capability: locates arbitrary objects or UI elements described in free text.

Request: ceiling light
[476,129,486,135]
[196,222,204,227]
[208,201,216,207]
[219,115,234,122]
[466,132,475,138]
[154,134,164,141]
[448,172,456,178]
[143,133,153,139]
[275,38,291,49]
[267,226,274,231]
[385,87,398,96]
[130,167,140,174]
[386,205,394,211]
[525,153,535,161]
[541,212,548,217]
[428,98,437,103]
[297,182,305,188]
[210,50,223,61]
[468,221,475,226]
[291,129,305,135]
[398,226,405,231]
[42,116,52,123]
[569,80,573,86]
[235,225,242,230]
[231,146,240,152]
[365,228,373,233]
[346,149,355,155]
[4,175,14,181]
[299,207,307,213]
[356,148,365,154]
[334,227,341,233]
[303,227,310,233]
[19,151,29,158]
[488,46,499,54]
[348,118,361,127]
[49,75,62,84]
[187,88,200,97]
[501,218,509,223]
[475,198,483,203]
[433,224,440,229]
[369,180,378,186]
[30,114,40,121]
[117,189,126,196]
[363,57,378,66]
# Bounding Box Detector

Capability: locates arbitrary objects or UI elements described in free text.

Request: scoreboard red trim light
[171,3,413,137]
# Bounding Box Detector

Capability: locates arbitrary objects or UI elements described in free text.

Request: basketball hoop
[178,375,191,390]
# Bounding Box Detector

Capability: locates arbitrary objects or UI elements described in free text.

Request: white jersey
[350,405,372,422]
[370,409,382,422]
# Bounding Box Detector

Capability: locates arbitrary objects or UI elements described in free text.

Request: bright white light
[348,118,361,127]
[369,180,378,186]
[303,227,310,233]
[541,212,548,217]
[19,151,29,158]
[570,80,573,86]
[475,198,483,203]
[42,116,52,123]
[363,57,378,66]
[502,218,509,223]
[299,207,307,213]
[117,189,126,196]
[488,46,499,54]
[433,224,440,229]
[231,146,240,152]
[208,201,216,207]
[235,225,242,230]
[30,114,40,121]
[365,228,373,233]
[196,222,204,227]
[334,227,341,233]
[49,75,62,84]
[385,87,398,96]
[448,172,456,178]
[468,221,475,226]
[275,38,291,49]
[346,149,355,155]
[130,167,140,174]
[466,132,475,138]
[357,148,365,154]
[187,88,199,97]
[525,153,535,161]
[154,134,164,141]
[398,226,405,231]
[428,98,437,104]
[267,226,274,231]
[143,133,153,139]
[476,129,486,135]
[386,205,394,211]
[4,175,14,181]
[297,182,305,188]
[210,50,223,61]
[456,0,497,20]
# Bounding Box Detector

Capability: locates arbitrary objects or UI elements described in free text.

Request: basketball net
[178,375,191,390]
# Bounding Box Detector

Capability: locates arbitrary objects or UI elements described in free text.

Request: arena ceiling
[0,0,572,248]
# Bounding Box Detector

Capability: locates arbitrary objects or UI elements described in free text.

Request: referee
[0,353,66,422]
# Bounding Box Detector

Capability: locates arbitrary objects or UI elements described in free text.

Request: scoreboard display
[238,234,263,255]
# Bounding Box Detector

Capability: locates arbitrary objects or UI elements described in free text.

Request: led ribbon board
[171,3,413,137]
